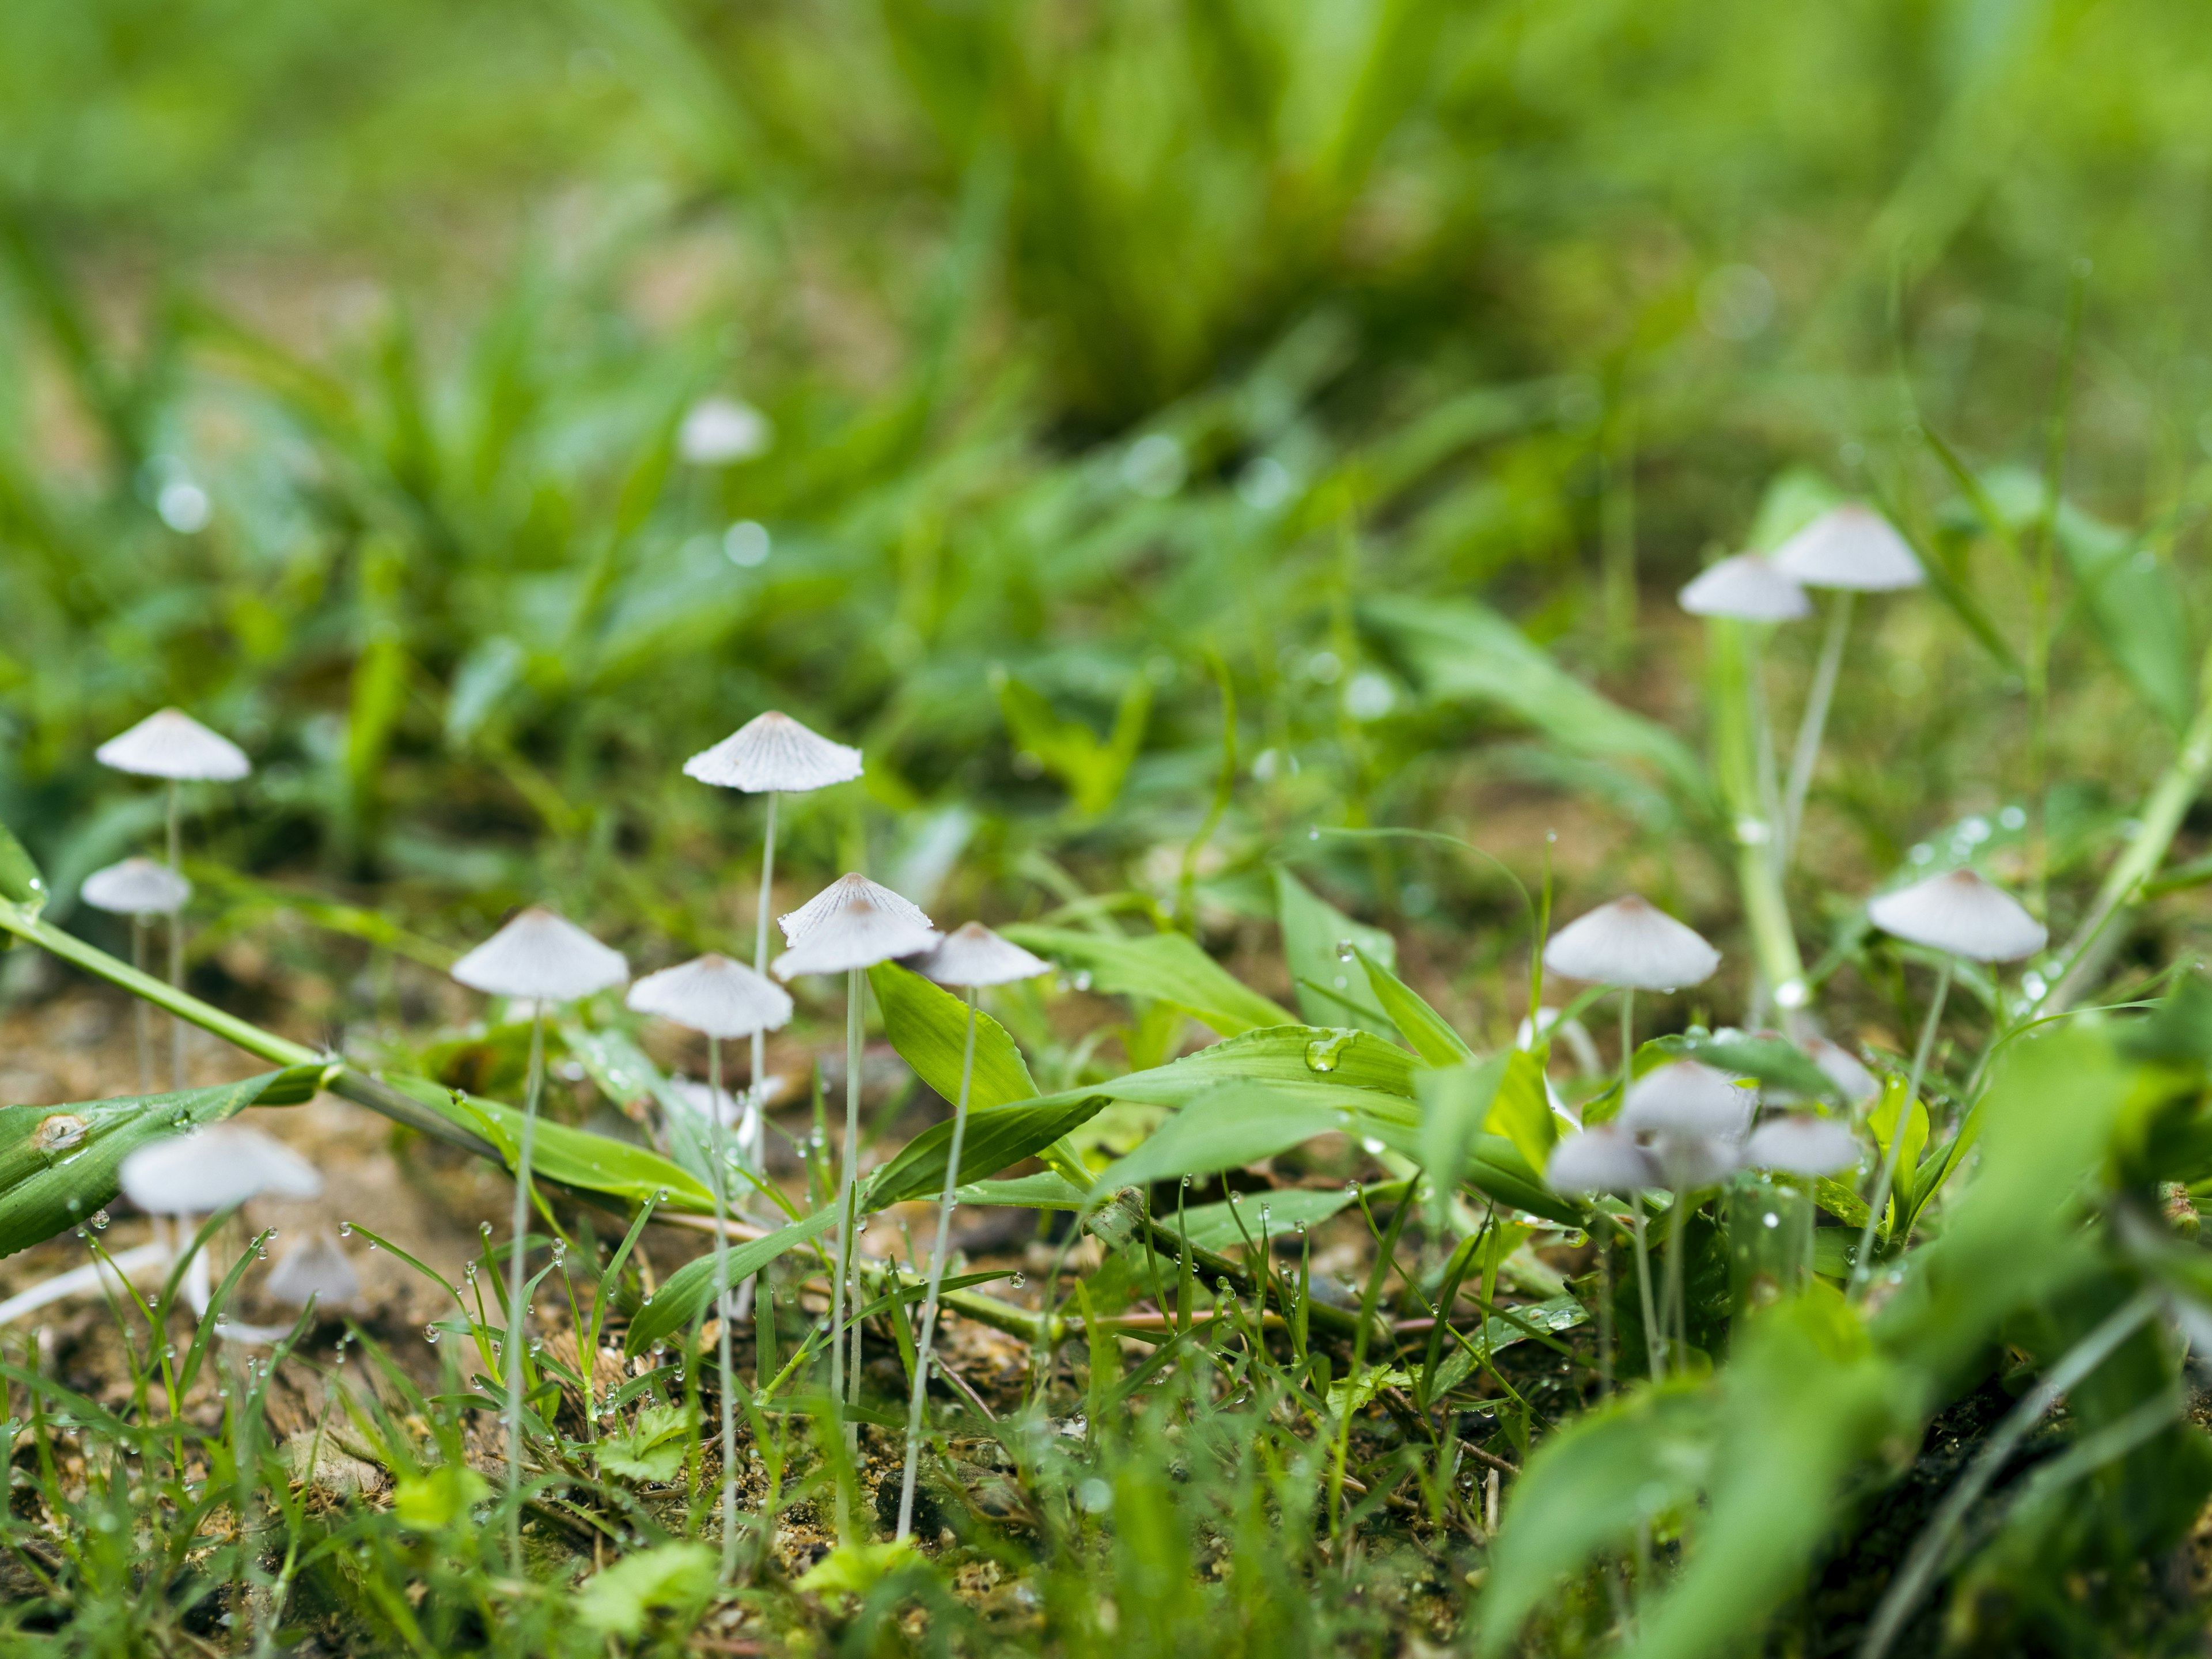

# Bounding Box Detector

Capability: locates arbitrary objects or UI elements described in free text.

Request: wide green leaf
[623,1209,839,1356]
[1355,946,1472,1065]
[0,1067,329,1258]
[867,960,1038,1110]
[1650,1030,1842,1105]
[1097,1080,1359,1190]
[865,1094,1109,1209]
[0,817,46,913]
[1275,866,1396,1034]
[1416,1057,1508,1230]
[1080,1025,1419,1105]
[1002,925,1294,1036]
[1163,1187,1358,1253]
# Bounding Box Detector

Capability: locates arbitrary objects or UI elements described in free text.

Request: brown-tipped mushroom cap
[627,953,793,1040]
[1769,505,1924,592]
[1803,1036,1879,1106]
[1677,554,1813,623]
[95,709,252,782]
[1866,869,2046,962]
[1741,1113,1862,1176]
[450,907,629,1002]
[1619,1060,1756,1140]
[119,1123,322,1214]
[911,922,1050,988]
[1546,1126,1657,1196]
[264,1233,361,1308]
[778,872,931,946]
[81,857,192,918]
[684,711,862,795]
[772,895,940,980]
[1542,895,1721,991]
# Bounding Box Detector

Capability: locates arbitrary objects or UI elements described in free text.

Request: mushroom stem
[166,779,187,1092]
[706,1036,740,1582]
[829,965,863,1539]
[1618,988,1664,1381]
[1853,956,1951,1292]
[1781,590,1854,863]
[503,1005,547,1568]
[131,918,153,1096]
[749,791,778,1178]
[897,983,978,1540]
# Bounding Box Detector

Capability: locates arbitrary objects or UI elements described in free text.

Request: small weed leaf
[594,1402,691,1482]
[1002,925,1294,1036]
[575,1540,718,1637]
[392,1461,489,1531]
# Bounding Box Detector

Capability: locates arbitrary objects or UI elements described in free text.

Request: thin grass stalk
[503,1005,546,1568]
[1782,590,1854,863]
[1713,619,1808,1020]
[165,779,185,1090]
[706,1036,738,1581]
[897,984,978,1539]
[1854,957,1951,1293]
[1618,988,1663,1380]
[130,918,151,1094]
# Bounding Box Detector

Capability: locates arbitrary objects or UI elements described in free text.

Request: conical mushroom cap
[1741,1114,1862,1176]
[1546,1126,1656,1196]
[773,895,940,979]
[1620,1060,1755,1139]
[1543,895,1720,991]
[1770,505,1924,592]
[670,1077,745,1128]
[119,1123,322,1214]
[1678,554,1813,623]
[451,908,630,1001]
[627,954,793,1040]
[1866,869,2046,962]
[684,711,862,795]
[81,857,191,917]
[778,872,931,946]
[1804,1036,1879,1105]
[264,1232,361,1308]
[95,709,251,782]
[1649,1130,1740,1190]
[912,922,1051,988]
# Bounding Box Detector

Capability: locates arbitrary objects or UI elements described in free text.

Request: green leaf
[0,1068,328,1258]
[1002,925,1294,1036]
[868,961,1038,1109]
[1073,1024,1418,1106]
[562,1024,718,1186]
[1164,1187,1357,1253]
[392,1461,490,1532]
[1417,1057,1508,1229]
[1484,1050,1558,1176]
[1866,1073,1928,1229]
[624,1209,838,1356]
[1097,1080,1357,1190]
[1354,946,1472,1065]
[594,1402,691,1483]
[994,669,1151,817]
[1651,1030,1843,1105]
[1362,594,1715,819]
[1361,1108,1582,1226]
[575,1540,718,1638]
[865,1093,1109,1209]
[955,1171,1093,1209]
[0,817,46,914]
[1274,866,1395,1033]
[402,1079,718,1215]
[1425,1296,1589,1397]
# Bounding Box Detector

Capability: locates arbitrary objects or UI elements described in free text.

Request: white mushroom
[1741,1115,1861,1176]
[94,710,252,782]
[264,1232,361,1309]
[81,858,191,917]
[1546,1126,1657,1196]
[1619,1060,1756,1141]
[1769,505,1925,592]
[1803,1036,1879,1107]
[778,871,933,949]
[1867,869,2047,963]
[676,396,773,467]
[1677,554,1813,623]
[119,1122,322,1321]
[909,922,1050,989]
[1543,896,1721,993]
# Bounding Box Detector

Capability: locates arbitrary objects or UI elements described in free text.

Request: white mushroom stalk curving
[892,922,1049,1542]
[450,906,627,1564]
[626,952,791,1582]
[95,709,252,1090]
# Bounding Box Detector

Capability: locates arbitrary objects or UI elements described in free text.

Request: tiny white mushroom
[677,396,773,467]
[1647,1130,1740,1191]
[451,907,630,1002]
[909,922,1051,988]
[120,1123,323,1321]
[684,711,862,796]
[1803,1036,1880,1107]
[1619,1060,1756,1141]
[1677,554,1813,623]
[1769,505,1925,592]
[1741,1114,1861,1176]
[264,1232,361,1309]
[1545,1126,1657,1195]
[1867,869,2047,963]
[94,710,252,782]
[778,872,934,950]
[1543,896,1721,992]
[81,858,191,917]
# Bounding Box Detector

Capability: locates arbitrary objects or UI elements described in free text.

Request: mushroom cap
[684,710,862,796]
[1543,895,1721,991]
[1866,869,2046,962]
[778,872,931,946]
[1649,1130,1740,1190]
[911,922,1051,988]
[1741,1113,1862,1176]
[1678,554,1813,623]
[627,953,793,1040]
[1769,505,1924,592]
[1803,1036,1879,1106]
[95,709,252,782]
[450,907,630,1002]
[1546,1126,1657,1196]
[669,1077,745,1127]
[676,396,772,467]
[119,1123,322,1214]
[773,895,940,980]
[1620,1060,1756,1140]
[81,857,191,917]
[264,1232,361,1308]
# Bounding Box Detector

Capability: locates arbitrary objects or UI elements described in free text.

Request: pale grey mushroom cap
[1741,1113,1862,1176]
[676,396,773,467]
[1678,554,1813,623]
[628,953,794,1040]
[95,709,252,782]
[1546,1126,1657,1196]
[1649,1130,1740,1190]
[772,895,940,979]
[912,922,1051,988]
[450,907,630,1002]
[1769,505,1924,592]
[1804,1036,1880,1106]
[264,1233,361,1308]
[119,1123,323,1214]
[1543,895,1721,991]
[684,711,862,795]
[1620,1060,1756,1139]
[81,857,192,917]
[1866,869,2046,962]
[670,1077,745,1128]
[778,872,931,946]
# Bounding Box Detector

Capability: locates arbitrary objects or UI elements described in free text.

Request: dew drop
[89,1210,110,1230]
[1335,940,1357,963]
[1010,1272,1027,1289]
[425,1327,441,1344]
[339,1222,353,1237]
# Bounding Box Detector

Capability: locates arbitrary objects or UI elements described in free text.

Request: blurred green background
[5,0,2212,1037]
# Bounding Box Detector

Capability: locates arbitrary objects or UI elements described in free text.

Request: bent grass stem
[897,984,978,1539]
